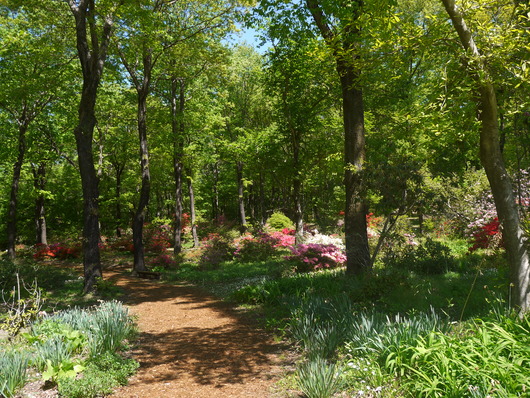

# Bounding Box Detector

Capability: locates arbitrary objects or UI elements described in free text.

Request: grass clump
[0,350,29,398]
[296,357,343,398]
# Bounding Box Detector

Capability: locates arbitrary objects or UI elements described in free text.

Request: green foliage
[266,212,294,231]
[296,357,343,398]
[383,313,530,397]
[57,352,138,398]
[384,238,459,275]
[289,296,353,360]
[33,335,79,373]
[41,358,85,384]
[0,350,29,398]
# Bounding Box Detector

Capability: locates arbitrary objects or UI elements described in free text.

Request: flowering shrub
[270,231,295,247]
[234,232,279,262]
[302,232,345,250]
[198,234,234,270]
[144,223,171,253]
[148,254,177,269]
[468,217,503,253]
[33,242,81,260]
[107,236,134,253]
[286,243,346,273]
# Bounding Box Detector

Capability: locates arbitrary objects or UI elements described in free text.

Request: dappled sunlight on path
[106,266,285,398]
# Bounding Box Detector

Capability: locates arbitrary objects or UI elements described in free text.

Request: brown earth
[107,267,291,398]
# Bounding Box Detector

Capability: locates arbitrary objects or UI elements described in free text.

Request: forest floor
[104,263,292,398]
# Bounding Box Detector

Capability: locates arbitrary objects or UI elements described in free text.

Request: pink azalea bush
[234,232,279,262]
[148,253,177,268]
[286,243,347,273]
[198,233,234,269]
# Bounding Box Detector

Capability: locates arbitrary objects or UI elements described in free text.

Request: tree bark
[68,0,115,293]
[212,162,220,220]
[132,86,151,273]
[115,163,124,237]
[306,0,371,274]
[292,133,304,244]
[32,163,48,246]
[171,78,185,254]
[7,122,28,259]
[442,0,530,313]
[237,161,247,230]
[187,173,200,247]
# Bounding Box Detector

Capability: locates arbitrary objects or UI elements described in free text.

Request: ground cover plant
[0,254,137,398]
[0,300,138,398]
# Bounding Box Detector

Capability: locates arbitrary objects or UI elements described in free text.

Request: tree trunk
[171,78,185,254]
[306,0,371,274]
[259,171,265,226]
[442,0,530,313]
[292,133,304,243]
[68,0,115,293]
[132,88,150,273]
[187,174,200,247]
[341,68,371,274]
[237,161,247,230]
[115,164,124,237]
[32,163,47,246]
[212,162,220,220]
[7,122,28,259]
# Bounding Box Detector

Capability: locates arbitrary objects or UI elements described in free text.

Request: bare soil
[107,266,289,398]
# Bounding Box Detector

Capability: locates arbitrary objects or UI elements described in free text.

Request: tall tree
[305,0,371,274]
[440,0,530,312]
[66,0,121,293]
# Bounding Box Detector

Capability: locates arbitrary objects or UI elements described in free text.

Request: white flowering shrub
[302,232,345,250]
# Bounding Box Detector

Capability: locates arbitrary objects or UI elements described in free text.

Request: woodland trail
[106,266,287,398]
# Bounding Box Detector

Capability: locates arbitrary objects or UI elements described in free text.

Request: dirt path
[107,268,287,398]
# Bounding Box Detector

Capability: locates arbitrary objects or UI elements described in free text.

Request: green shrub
[384,238,458,275]
[0,350,29,398]
[266,212,294,231]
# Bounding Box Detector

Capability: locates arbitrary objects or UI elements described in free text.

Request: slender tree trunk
[212,162,220,220]
[171,78,185,254]
[259,171,265,225]
[237,161,247,230]
[7,122,28,259]
[292,136,304,244]
[187,174,200,247]
[132,88,150,273]
[442,0,530,312]
[32,163,47,246]
[115,165,124,237]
